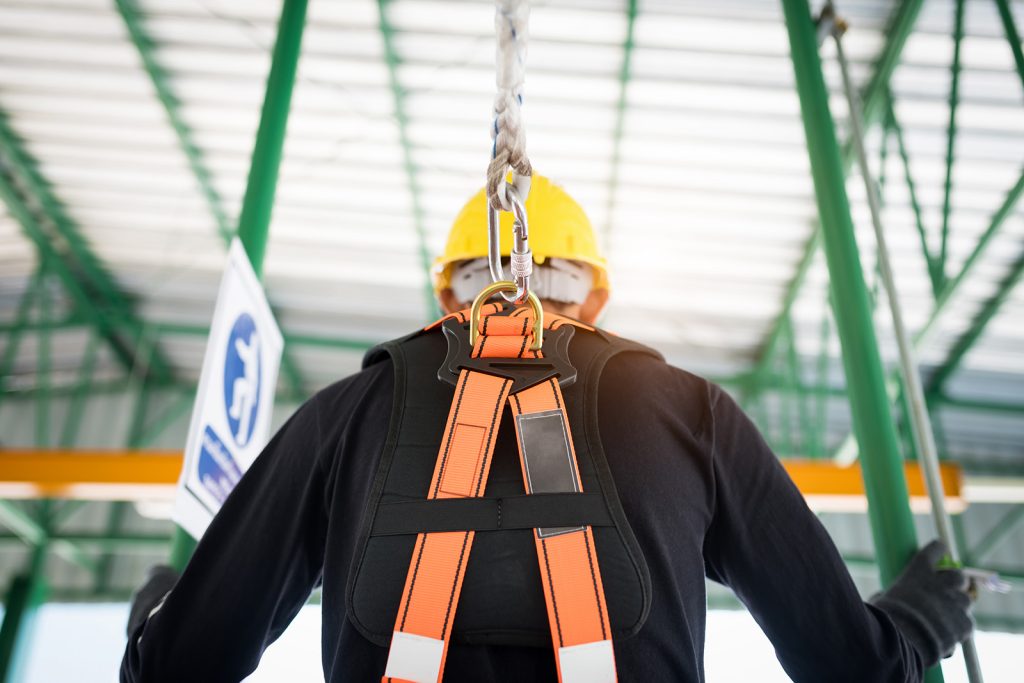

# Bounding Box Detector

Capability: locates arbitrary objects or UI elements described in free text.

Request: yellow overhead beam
[0,450,181,502]
[0,449,964,512]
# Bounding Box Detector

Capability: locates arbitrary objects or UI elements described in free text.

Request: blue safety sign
[174,239,283,539]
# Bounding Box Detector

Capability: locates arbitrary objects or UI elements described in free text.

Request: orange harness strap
[384,309,615,683]
[510,320,615,683]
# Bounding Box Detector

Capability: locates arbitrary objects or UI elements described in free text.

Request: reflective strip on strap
[383,632,445,683]
[558,640,617,683]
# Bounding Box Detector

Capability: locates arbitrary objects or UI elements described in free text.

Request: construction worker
[122,175,974,682]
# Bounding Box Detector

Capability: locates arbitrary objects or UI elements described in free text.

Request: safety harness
[347,299,658,683]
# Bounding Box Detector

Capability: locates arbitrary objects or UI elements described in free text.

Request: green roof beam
[114,0,308,400]
[926,247,1024,393]
[0,267,42,399]
[35,260,52,449]
[0,170,152,378]
[602,0,638,246]
[0,113,176,382]
[377,0,441,321]
[967,505,1024,565]
[993,0,1024,91]
[754,0,926,377]
[113,0,231,244]
[939,0,966,284]
[57,331,99,448]
[886,94,942,295]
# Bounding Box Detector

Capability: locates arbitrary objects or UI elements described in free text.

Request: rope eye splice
[486,0,535,306]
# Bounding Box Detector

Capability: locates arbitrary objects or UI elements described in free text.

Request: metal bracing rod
[992,0,1024,91]
[753,0,926,380]
[0,500,94,572]
[0,159,175,386]
[885,96,941,296]
[113,0,231,243]
[35,260,51,449]
[921,170,1024,342]
[603,0,639,248]
[0,115,175,383]
[940,0,966,284]
[829,164,1023,463]
[927,247,1024,394]
[95,370,152,595]
[57,331,98,448]
[168,0,309,573]
[833,21,983,681]
[376,0,437,321]
[136,391,195,448]
[968,505,1024,565]
[813,294,831,458]
[114,0,307,400]
[780,0,920,592]
[0,267,42,400]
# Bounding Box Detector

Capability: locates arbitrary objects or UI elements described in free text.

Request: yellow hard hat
[433,175,609,294]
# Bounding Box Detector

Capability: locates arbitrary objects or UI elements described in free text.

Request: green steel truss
[0,0,1022,658]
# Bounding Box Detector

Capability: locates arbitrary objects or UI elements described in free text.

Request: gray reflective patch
[516,409,584,538]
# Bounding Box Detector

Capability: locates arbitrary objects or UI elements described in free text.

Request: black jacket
[121,323,922,682]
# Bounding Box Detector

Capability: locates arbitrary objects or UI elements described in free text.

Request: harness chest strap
[383,310,616,683]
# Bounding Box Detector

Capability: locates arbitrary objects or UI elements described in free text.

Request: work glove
[870,540,974,668]
[126,564,180,637]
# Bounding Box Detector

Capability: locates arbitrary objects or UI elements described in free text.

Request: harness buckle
[438,316,577,394]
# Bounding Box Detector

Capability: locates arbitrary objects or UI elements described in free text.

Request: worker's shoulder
[305,348,396,420]
[596,329,713,392]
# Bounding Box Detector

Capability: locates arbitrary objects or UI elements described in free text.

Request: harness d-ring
[470,281,543,351]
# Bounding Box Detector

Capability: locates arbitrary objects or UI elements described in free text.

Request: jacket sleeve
[121,395,331,683]
[701,384,925,682]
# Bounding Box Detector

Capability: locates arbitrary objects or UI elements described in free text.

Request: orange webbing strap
[383,315,529,683]
[510,377,617,683]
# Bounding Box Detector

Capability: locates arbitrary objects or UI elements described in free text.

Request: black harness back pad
[346,322,659,648]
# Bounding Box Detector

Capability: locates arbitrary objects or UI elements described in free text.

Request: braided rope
[487,0,532,210]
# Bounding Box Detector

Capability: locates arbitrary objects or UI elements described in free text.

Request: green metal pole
[779,0,920,591]
[0,546,47,683]
[169,0,309,571]
[235,0,309,277]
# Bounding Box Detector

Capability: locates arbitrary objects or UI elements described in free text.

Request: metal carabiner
[487,184,532,303]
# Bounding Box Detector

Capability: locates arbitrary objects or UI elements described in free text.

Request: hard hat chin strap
[451,258,593,306]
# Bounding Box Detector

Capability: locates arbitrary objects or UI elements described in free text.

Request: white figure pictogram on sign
[224,313,262,448]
